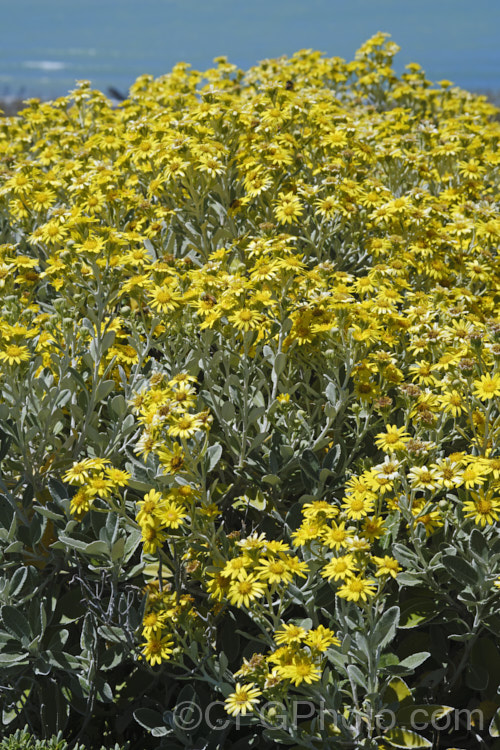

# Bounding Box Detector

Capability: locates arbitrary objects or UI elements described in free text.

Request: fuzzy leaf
[399,652,430,670]
[1,606,31,640]
[398,704,454,726]
[134,707,167,735]
[383,728,432,748]
[442,555,478,586]
[95,379,115,402]
[347,664,367,689]
[399,596,438,629]
[371,605,400,650]
[206,443,223,472]
[384,677,412,706]
[490,708,500,737]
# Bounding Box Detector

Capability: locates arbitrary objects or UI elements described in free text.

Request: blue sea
[1,0,499,101]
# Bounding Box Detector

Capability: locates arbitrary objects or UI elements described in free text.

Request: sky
[1,0,499,99]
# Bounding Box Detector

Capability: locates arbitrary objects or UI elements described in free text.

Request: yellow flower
[197,154,224,177]
[265,540,291,554]
[274,191,303,224]
[225,683,261,716]
[416,510,443,536]
[141,633,174,665]
[228,574,266,608]
[341,493,375,520]
[305,625,340,651]
[149,284,182,312]
[460,461,488,489]
[168,413,200,438]
[236,532,267,551]
[206,570,231,601]
[276,392,290,403]
[361,516,387,541]
[291,520,323,546]
[322,554,357,581]
[366,471,395,495]
[158,500,187,529]
[142,610,168,636]
[321,521,350,550]
[86,474,114,498]
[375,425,410,453]
[227,307,262,332]
[302,500,338,520]
[244,170,272,197]
[136,490,163,525]
[75,234,106,254]
[0,343,30,365]
[63,458,99,485]
[163,157,189,181]
[278,654,321,686]
[407,465,439,490]
[314,196,338,219]
[322,130,348,149]
[473,374,500,401]
[38,220,68,245]
[104,467,131,487]
[255,557,294,585]
[463,490,500,526]
[432,457,463,488]
[372,555,401,578]
[337,575,377,602]
[157,443,186,473]
[439,389,465,417]
[140,521,168,555]
[7,171,33,194]
[274,624,307,645]
[222,555,253,581]
[285,556,309,578]
[409,360,437,386]
[170,382,197,411]
[458,158,485,179]
[29,187,56,210]
[480,456,500,480]
[70,488,92,518]
[345,535,371,553]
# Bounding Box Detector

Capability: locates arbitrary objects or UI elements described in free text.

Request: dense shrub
[0,727,126,750]
[0,33,499,749]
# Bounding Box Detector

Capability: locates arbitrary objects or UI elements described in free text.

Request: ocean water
[1,0,499,101]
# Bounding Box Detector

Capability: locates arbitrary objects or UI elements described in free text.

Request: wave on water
[23,61,66,72]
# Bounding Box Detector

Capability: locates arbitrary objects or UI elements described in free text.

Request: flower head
[225,683,262,716]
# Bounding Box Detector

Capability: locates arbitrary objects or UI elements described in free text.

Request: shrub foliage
[0,727,126,750]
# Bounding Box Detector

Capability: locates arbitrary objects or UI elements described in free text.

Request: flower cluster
[224,622,340,717]
[207,533,309,607]
[63,457,130,518]
[140,582,200,666]
[131,372,211,465]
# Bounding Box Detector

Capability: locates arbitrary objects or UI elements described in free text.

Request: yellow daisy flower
[228,574,266,608]
[463,490,500,526]
[225,683,261,716]
[141,633,174,665]
[473,374,500,401]
[375,425,410,453]
[372,555,401,578]
[337,575,377,603]
[0,343,30,365]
